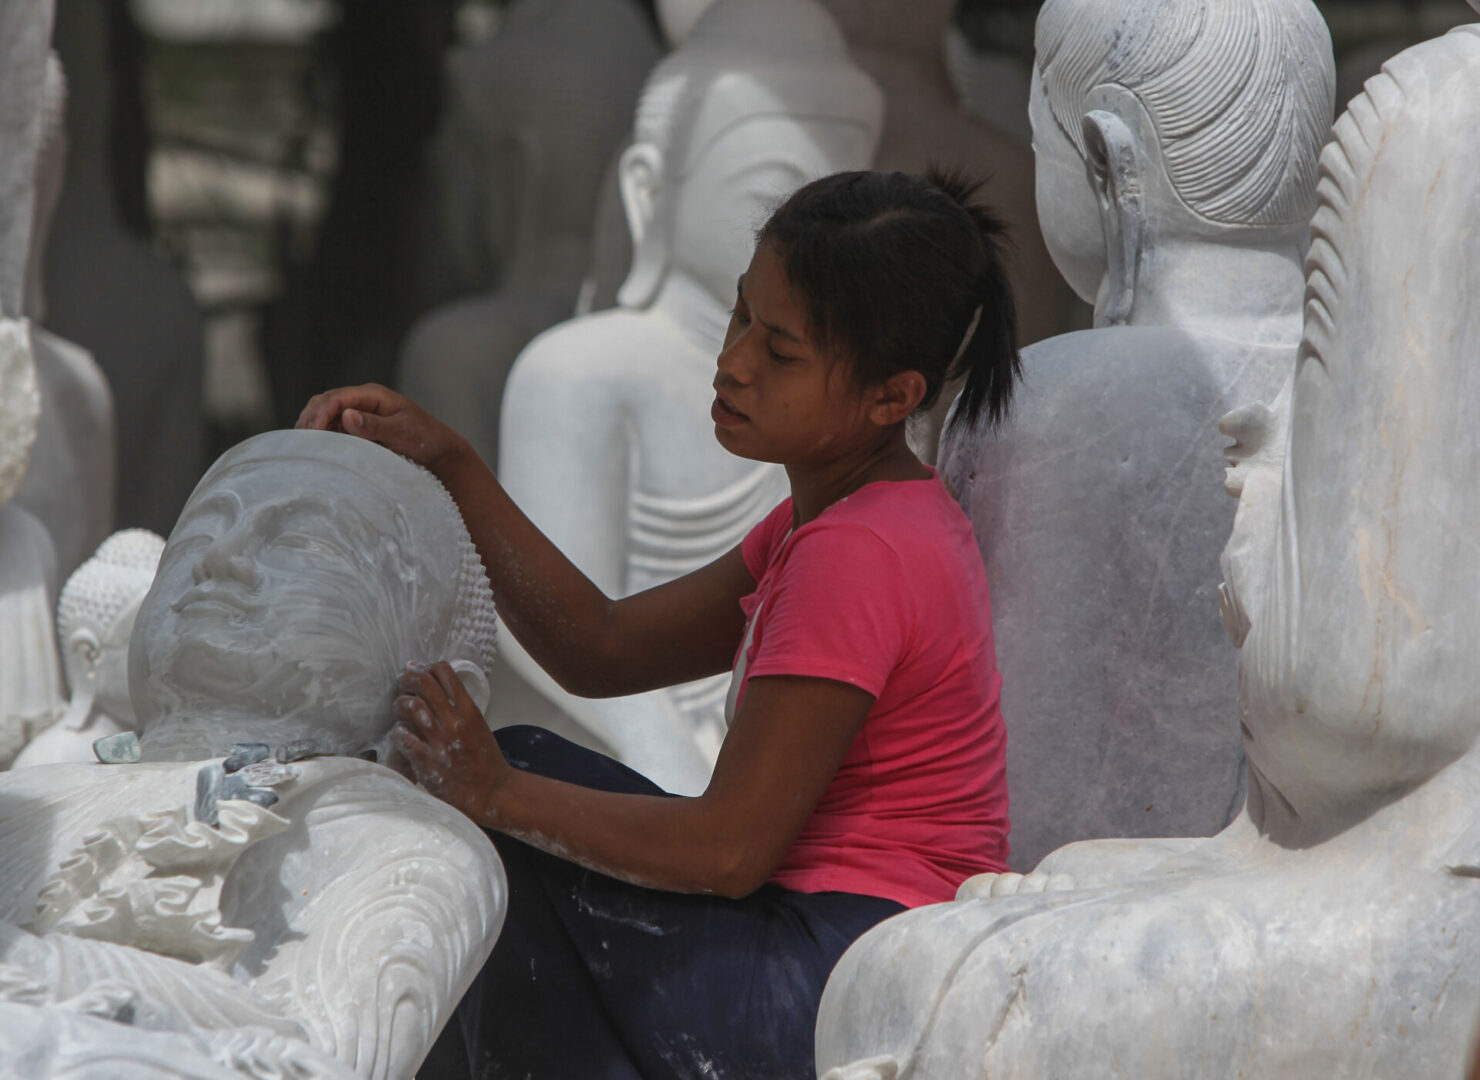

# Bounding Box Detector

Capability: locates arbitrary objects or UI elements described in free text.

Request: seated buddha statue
[938,0,1336,869]
[818,24,1480,1079]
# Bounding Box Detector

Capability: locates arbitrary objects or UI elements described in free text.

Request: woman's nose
[715,330,754,385]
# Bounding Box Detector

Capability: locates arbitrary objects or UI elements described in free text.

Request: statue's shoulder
[514,308,699,388]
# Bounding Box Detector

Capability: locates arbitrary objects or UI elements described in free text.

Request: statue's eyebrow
[179,490,242,527]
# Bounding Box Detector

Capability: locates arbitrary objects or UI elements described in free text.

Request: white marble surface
[398,0,660,470]
[1,431,506,1077]
[818,23,1480,1078]
[494,0,881,794]
[938,0,1335,870]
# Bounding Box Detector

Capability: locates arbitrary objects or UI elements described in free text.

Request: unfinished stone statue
[12,529,163,769]
[44,0,204,536]
[496,0,883,794]
[397,0,660,469]
[14,54,116,581]
[0,430,506,1079]
[938,0,1336,870]
[818,25,1480,1078]
[0,0,66,771]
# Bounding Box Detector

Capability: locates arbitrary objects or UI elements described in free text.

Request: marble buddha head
[130,430,497,762]
[57,528,163,730]
[1234,26,1480,837]
[618,0,883,311]
[1030,0,1335,321]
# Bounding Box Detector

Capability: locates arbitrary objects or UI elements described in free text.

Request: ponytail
[928,167,1022,433]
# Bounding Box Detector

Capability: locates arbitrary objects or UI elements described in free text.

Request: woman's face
[709,242,884,467]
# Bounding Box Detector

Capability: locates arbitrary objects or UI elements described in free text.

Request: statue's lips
[171,585,265,621]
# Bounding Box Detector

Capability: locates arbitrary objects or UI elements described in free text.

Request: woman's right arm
[297,384,753,698]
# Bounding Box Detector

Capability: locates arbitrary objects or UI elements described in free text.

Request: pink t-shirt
[737,473,1009,908]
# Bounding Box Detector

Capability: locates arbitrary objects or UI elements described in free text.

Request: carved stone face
[129,432,479,759]
[1028,68,1105,306]
[672,93,881,308]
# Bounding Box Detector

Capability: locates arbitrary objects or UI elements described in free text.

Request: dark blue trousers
[451,726,904,1080]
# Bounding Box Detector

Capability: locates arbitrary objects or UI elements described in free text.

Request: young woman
[297,169,1020,1080]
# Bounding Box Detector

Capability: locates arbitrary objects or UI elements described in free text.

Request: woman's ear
[869,370,929,426]
[450,659,492,715]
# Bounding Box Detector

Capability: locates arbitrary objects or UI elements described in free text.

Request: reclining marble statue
[397,0,660,470]
[495,0,883,793]
[816,23,1480,1078]
[938,0,1337,869]
[0,430,506,1079]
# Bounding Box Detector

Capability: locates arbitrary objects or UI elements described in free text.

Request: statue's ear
[449,659,491,716]
[617,142,664,249]
[1082,109,1145,327]
[616,141,668,309]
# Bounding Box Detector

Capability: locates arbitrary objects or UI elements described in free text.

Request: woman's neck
[786,427,930,528]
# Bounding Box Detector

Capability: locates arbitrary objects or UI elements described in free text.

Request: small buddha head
[130,430,497,762]
[618,0,883,311]
[1238,26,1480,836]
[57,528,164,728]
[1030,0,1334,321]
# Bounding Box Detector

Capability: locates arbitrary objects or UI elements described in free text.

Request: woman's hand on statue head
[392,660,512,824]
[296,384,469,474]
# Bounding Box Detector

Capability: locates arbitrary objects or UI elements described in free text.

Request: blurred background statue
[817,0,1073,459]
[397,0,661,470]
[494,0,883,794]
[820,23,1480,1078]
[43,0,205,537]
[940,0,1336,870]
[0,0,66,772]
[14,52,115,583]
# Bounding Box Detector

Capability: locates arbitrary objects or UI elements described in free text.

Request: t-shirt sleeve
[741,497,794,582]
[744,521,911,698]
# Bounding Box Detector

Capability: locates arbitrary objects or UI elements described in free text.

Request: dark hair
[756,168,1022,431]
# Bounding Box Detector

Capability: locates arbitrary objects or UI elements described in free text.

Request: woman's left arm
[393,662,872,898]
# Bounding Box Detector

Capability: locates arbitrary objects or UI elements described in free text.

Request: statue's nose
[192,527,261,589]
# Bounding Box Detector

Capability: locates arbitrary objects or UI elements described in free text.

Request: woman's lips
[711,394,749,427]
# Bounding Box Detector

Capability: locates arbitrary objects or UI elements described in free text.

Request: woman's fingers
[430,661,464,708]
[296,384,388,431]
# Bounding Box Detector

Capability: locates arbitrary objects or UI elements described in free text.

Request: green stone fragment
[92,731,141,764]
